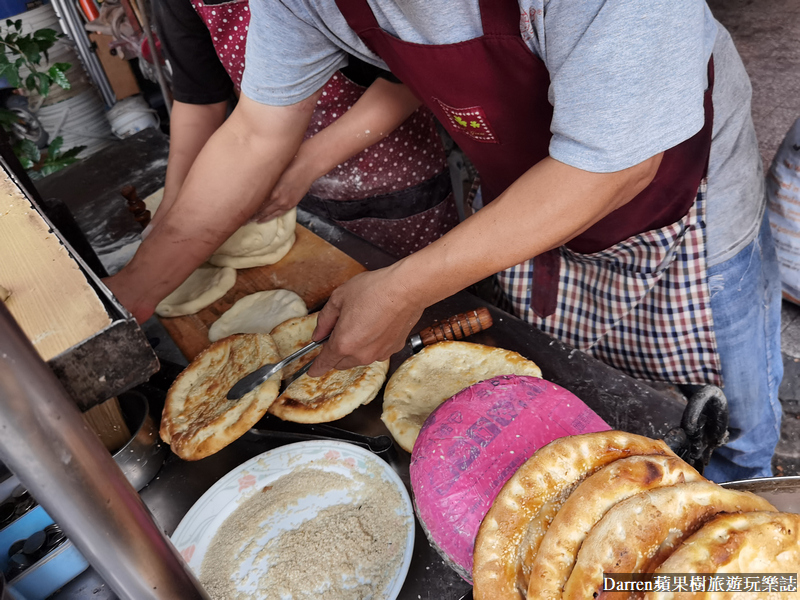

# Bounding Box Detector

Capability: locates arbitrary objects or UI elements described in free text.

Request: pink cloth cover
[409,374,610,579]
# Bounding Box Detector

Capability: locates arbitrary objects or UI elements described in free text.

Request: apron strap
[335,0,381,35]
[338,0,522,38]
[479,0,523,37]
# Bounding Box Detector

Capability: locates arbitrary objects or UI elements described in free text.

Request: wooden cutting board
[159,225,366,361]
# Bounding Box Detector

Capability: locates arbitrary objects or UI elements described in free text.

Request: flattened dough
[208,289,307,342]
[155,264,236,317]
[268,313,389,423]
[382,341,542,453]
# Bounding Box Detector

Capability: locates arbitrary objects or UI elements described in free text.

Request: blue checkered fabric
[497,182,722,385]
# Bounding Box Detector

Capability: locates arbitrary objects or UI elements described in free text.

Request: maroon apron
[335,0,722,385]
[190,0,458,258]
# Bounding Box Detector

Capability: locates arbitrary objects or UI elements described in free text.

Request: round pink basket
[409,374,610,580]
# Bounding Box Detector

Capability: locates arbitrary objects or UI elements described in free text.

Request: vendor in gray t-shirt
[107,0,782,483]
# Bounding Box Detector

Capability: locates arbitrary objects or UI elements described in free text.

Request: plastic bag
[766,117,800,303]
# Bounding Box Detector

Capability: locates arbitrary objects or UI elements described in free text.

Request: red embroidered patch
[434,99,498,144]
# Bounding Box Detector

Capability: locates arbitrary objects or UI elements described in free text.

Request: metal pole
[51,0,117,106]
[0,303,209,600]
[134,0,173,118]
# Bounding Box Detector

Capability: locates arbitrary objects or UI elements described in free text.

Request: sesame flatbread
[268,314,389,423]
[525,455,705,600]
[160,333,281,460]
[645,512,800,600]
[563,482,777,600]
[382,341,542,453]
[472,431,676,600]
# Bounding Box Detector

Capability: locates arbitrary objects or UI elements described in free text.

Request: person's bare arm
[253,79,421,222]
[145,100,229,236]
[104,92,320,322]
[308,153,663,376]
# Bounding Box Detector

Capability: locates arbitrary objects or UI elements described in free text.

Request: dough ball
[208,233,295,269]
[208,289,308,342]
[155,264,236,317]
[143,187,164,216]
[210,209,296,266]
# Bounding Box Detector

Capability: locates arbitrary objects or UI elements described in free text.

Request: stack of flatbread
[471,431,799,600]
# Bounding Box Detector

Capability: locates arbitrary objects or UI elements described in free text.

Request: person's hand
[103,271,156,324]
[308,266,425,376]
[252,159,317,223]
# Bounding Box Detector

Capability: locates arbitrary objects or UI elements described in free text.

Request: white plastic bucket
[105,95,158,138]
[37,88,115,156]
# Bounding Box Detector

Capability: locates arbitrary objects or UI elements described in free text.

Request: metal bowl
[113,391,168,491]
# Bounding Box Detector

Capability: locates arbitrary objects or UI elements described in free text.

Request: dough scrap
[382,341,542,453]
[143,187,164,215]
[155,263,236,317]
[160,333,281,460]
[0,285,9,301]
[208,289,308,342]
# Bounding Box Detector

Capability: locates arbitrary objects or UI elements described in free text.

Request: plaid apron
[498,182,722,386]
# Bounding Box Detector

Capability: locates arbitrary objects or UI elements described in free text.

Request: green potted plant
[0,18,85,177]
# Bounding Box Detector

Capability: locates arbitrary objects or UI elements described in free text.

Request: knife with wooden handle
[409,307,493,352]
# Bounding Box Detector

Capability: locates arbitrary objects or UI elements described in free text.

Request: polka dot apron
[190,0,459,258]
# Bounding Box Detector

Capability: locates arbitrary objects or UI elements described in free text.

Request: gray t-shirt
[241,0,764,266]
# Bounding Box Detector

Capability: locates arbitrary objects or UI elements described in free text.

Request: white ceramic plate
[171,440,414,599]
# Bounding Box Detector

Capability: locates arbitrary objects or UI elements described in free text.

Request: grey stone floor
[707,0,800,475]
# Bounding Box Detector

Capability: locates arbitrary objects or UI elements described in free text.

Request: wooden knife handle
[418,307,493,346]
[121,184,151,229]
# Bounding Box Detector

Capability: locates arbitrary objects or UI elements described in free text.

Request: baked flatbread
[160,333,281,460]
[155,263,236,317]
[268,314,389,423]
[382,341,542,452]
[472,431,676,600]
[562,482,777,600]
[645,512,800,600]
[269,314,322,379]
[208,289,307,342]
[525,455,705,600]
[209,209,296,268]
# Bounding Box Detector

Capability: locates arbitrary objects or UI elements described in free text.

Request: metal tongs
[226,334,330,400]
